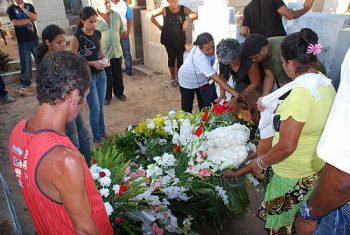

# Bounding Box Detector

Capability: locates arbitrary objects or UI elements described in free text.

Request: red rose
[212,104,232,114]
[175,144,181,152]
[118,185,128,195]
[99,171,106,178]
[115,217,123,225]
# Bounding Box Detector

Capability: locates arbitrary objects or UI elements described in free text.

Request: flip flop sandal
[171,80,178,87]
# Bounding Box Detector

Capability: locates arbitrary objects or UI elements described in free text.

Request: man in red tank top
[8,51,113,234]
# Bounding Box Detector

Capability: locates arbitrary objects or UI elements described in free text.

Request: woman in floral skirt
[250,28,336,234]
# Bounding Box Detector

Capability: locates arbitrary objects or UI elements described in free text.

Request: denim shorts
[314,202,350,235]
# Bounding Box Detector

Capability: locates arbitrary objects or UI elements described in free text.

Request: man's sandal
[171,80,178,87]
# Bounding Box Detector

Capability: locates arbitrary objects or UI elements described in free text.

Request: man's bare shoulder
[40,146,85,181]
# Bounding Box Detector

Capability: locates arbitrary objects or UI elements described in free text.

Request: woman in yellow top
[250,29,336,234]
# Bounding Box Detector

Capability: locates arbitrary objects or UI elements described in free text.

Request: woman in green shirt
[251,29,336,234]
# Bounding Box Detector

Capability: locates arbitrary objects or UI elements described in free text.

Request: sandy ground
[0,38,265,234]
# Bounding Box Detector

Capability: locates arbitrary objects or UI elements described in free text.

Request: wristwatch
[300,202,321,221]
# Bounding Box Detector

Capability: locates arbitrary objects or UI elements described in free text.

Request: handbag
[192,47,218,108]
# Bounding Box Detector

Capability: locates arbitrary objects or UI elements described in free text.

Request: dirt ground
[0,38,265,234]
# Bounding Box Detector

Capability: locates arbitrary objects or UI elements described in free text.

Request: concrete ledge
[1,68,37,86]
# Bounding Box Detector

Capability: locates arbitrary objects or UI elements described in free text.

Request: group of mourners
[5,0,350,234]
[152,1,350,235]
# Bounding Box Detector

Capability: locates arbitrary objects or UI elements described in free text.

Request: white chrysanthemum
[99,188,110,198]
[91,172,99,180]
[147,120,155,129]
[215,186,229,205]
[133,189,161,206]
[104,201,113,216]
[154,153,176,167]
[172,120,178,129]
[161,186,189,201]
[198,124,251,171]
[98,176,112,187]
[168,111,176,118]
[159,175,173,186]
[146,164,163,177]
[172,119,196,146]
[165,168,175,178]
[90,164,102,174]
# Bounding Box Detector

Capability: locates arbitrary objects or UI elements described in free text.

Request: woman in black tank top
[70,7,108,146]
[151,0,197,86]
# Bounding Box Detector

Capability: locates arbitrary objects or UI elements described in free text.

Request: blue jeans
[86,71,107,143]
[121,38,132,72]
[66,112,92,165]
[314,202,350,235]
[18,40,39,87]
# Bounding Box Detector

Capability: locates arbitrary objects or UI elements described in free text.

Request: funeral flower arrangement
[91,104,257,234]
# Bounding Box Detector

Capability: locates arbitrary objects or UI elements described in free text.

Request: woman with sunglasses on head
[240,28,334,234]
[216,38,262,108]
[70,6,108,147]
[37,24,92,164]
[178,32,240,113]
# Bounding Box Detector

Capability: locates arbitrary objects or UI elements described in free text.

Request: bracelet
[256,157,267,170]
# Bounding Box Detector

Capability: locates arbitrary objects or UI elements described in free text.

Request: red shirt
[8,120,113,235]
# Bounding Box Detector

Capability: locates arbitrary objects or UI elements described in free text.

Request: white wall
[26,0,69,36]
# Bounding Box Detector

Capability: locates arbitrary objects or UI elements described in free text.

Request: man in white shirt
[295,47,350,235]
[111,0,133,76]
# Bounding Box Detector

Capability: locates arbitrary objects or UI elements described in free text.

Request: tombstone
[142,0,206,73]
[285,12,350,81]
[194,0,244,45]
[26,0,70,36]
[323,0,349,14]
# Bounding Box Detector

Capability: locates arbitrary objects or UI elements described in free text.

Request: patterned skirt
[257,168,320,235]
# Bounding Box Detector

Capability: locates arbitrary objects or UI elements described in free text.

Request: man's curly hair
[36,51,91,105]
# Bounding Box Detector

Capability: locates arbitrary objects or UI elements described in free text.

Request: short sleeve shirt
[178,46,216,89]
[263,36,291,86]
[272,84,336,178]
[264,36,328,87]
[7,3,38,43]
[111,1,133,30]
[96,11,124,59]
[242,0,286,38]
